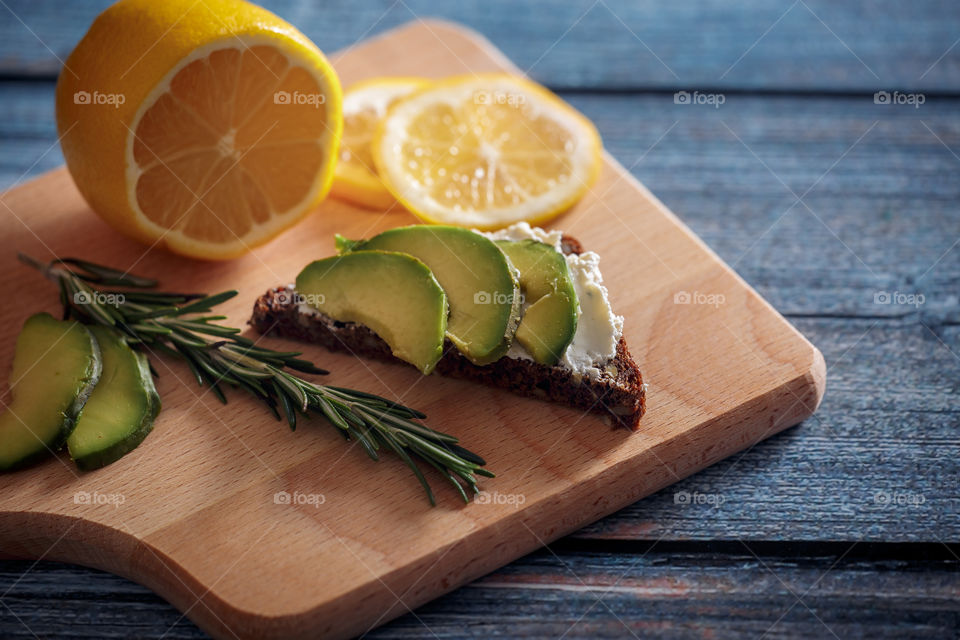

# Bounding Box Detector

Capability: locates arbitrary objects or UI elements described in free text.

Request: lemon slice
[330,77,427,210]
[372,74,602,229]
[56,0,342,260]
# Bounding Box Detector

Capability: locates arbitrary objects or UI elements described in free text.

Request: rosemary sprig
[18,254,492,504]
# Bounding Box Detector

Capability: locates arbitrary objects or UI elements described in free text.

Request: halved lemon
[330,77,427,210]
[372,74,602,230]
[55,0,342,260]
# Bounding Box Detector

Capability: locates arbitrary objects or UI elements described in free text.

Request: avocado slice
[496,239,579,365]
[0,313,101,470]
[296,250,448,374]
[347,226,521,365]
[67,326,160,470]
[514,292,578,365]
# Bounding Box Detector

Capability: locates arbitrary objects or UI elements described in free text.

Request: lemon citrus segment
[129,42,334,251]
[55,0,342,260]
[371,74,602,229]
[330,77,427,210]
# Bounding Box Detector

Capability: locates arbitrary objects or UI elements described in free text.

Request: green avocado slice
[346,225,521,365]
[67,325,160,470]
[296,250,448,374]
[0,313,101,471]
[496,239,579,365]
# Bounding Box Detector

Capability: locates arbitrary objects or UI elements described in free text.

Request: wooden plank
[1,85,957,544]
[0,20,823,640]
[0,561,207,639]
[3,544,959,639]
[385,543,960,639]
[2,0,959,92]
[0,83,61,189]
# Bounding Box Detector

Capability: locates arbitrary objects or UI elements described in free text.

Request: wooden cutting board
[0,19,825,640]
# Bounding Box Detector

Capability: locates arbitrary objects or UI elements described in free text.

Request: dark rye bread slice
[249,236,645,429]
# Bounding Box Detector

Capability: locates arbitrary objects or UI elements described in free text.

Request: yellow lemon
[330,77,427,210]
[55,0,342,260]
[371,73,602,230]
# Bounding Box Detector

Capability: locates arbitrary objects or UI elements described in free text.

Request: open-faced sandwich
[250,223,645,428]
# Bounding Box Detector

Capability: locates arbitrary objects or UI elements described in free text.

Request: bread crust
[248,236,645,429]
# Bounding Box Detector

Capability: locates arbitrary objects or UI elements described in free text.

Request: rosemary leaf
[174,291,238,315]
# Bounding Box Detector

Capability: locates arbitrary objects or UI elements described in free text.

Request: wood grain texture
[2,0,959,92]
[0,19,824,640]
[373,542,960,640]
[3,543,959,639]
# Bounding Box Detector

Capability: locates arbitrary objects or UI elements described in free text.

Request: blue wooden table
[1,1,959,637]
